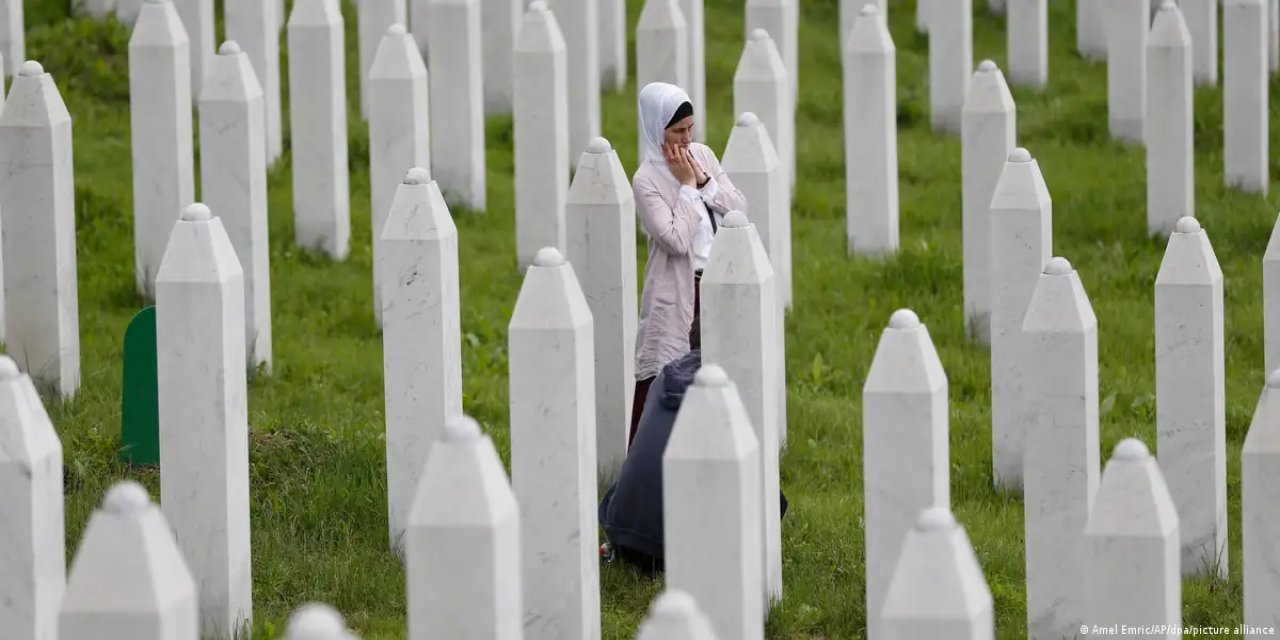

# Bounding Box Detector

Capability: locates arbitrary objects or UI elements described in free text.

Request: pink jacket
[632,142,749,380]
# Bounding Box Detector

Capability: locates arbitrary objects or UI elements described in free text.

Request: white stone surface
[1183,0,1217,85]
[59,482,199,640]
[599,0,627,91]
[408,0,428,58]
[663,365,764,640]
[1021,256,1100,640]
[406,416,523,640]
[0,0,20,76]
[989,0,1005,14]
[369,23,431,325]
[1083,439,1181,636]
[678,0,705,141]
[1155,216,1228,577]
[881,508,994,640]
[1224,0,1269,195]
[0,61,81,397]
[379,169,464,551]
[725,113,791,305]
[79,0,116,18]
[155,203,253,637]
[565,138,637,476]
[199,42,272,371]
[1265,215,1280,377]
[961,61,1016,345]
[427,0,486,210]
[1244,373,1280,635]
[548,0,599,158]
[636,591,719,640]
[226,0,282,164]
[509,247,600,640]
[1077,0,1106,60]
[358,0,406,119]
[284,603,358,640]
[734,29,793,211]
[840,0,887,56]
[1146,3,1195,237]
[118,0,143,25]
[1007,0,1046,88]
[701,211,782,603]
[863,309,950,640]
[480,0,518,114]
[1108,0,1149,144]
[514,2,569,271]
[0,356,64,640]
[130,0,195,298]
[1272,0,1279,72]
[988,148,1051,493]
[636,0,689,152]
[844,6,898,258]
[745,0,797,103]
[288,0,351,260]
[928,0,970,134]
[917,0,929,33]
[173,0,214,96]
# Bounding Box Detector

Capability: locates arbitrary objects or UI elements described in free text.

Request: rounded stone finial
[19,60,44,77]
[650,590,699,619]
[888,309,920,329]
[859,3,878,16]
[917,507,957,531]
[403,167,430,185]
[286,603,351,639]
[695,364,730,387]
[219,41,242,55]
[1045,256,1073,275]
[527,0,548,12]
[103,481,151,516]
[750,28,770,42]
[182,203,212,222]
[586,137,612,154]
[0,356,20,380]
[978,59,998,72]
[1009,147,1032,163]
[1160,0,1175,9]
[1174,216,1201,234]
[1113,438,1150,461]
[1267,369,1280,388]
[736,112,760,127]
[534,247,566,267]
[443,416,482,443]
[722,210,749,228]
[388,23,407,36]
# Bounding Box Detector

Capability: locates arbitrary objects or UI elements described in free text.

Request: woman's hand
[685,149,709,186]
[665,143,699,187]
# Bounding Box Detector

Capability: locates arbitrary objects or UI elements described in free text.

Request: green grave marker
[120,306,159,465]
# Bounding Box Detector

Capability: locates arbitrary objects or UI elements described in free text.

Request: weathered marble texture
[1224,0,1269,194]
[225,0,282,164]
[59,482,199,640]
[734,29,793,244]
[199,42,272,371]
[129,0,194,298]
[0,61,81,397]
[406,416,524,640]
[863,309,950,640]
[636,591,718,640]
[663,365,764,640]
[426,0,486,210]
[358,0,406,118]
[1146,2,1195,237]
[547,0,599,158]
[1007,0,1047,88]
[514,2,569,271]
[844,6,898,258]
[928,0,970,134]
[636,0,689,160]
[0,356,65,640]
[1107,0,1148,144]
[881,508,994,639]
[509,247,600,640]
[0,0,21,76]
[1243,373,1280,636]
[155,203,253,637]
[565,138,637,476]
[599,0,627,91]
[1183,0,1217,85]
[960,60,1015,346]
[283,603,358,640]
[379,169,464,551]
[479,0,518,114]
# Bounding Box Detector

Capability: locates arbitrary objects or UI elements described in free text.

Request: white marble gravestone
[1083,439,1181,636]
[406,415,523,640]
[480,0,518,114]
[1077,0,1106,60]
[961,60,1016,345]
[734,29,793,211]
[917,0,930,32]
[1265,216,1280,377]
[1224,0,1269,195]
[1155,217,1227,577]
[284,603,358,640]
[288,0,351,260]
[199,41,272,371]
[427,0,486,210]
[724,112,791,306]
[1244,372,1280,635]
[118,0,144,25]
[514,1,569,270]
[1108,0,1149,144]
[863,309,950,640]
[130,0,194,298]
[173,0,214,96]
[0,0,20,77]
[636,0,689,164]
[0,60,81,397]
[881,508,994,640]
[636,591,719,640]
[359,0,406,118]
[509,247,600,640]
[844,5,898,258]
[1146,2,1194,237]
[664,365,765,640]
[928,0,971,134]
[1022,257,1100,640]
[155,203,253,637]
[225,0,282,164]
[369,23,431,325]
[548,0,599,158]
[600,0,627,91]
[0,356,64,640]
[1183,0,1218,85]
[59,482,199,640]
[565,138,638,476]
[379,169,464,551]
[408,0,428,58]
[840,0,887,57]
[745,0,797,103]
[988,148,1051,493]
[1008,0,1047,88]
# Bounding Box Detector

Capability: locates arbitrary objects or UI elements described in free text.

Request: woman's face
[664,116,695,148]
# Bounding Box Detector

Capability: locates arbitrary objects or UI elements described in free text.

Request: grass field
[17,0,1280,637]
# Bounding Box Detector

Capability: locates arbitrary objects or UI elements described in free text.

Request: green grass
[19,0,1280,637]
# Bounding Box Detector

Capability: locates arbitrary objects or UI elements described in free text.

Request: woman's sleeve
[634,176,703,257]
[699,148,750,216]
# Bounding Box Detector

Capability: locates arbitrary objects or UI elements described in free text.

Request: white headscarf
[638,82,693,183]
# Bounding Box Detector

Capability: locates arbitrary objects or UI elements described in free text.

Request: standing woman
[630,82,748,444]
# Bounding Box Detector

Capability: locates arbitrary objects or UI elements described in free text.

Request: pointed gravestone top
[284,603,357,640]
[965,60,1015,113]
[131,0,189,48]
[511,246,591,328]
[665,364,758,460]
[990,150,1050,216]
[20,60,43,77]
[290,0,343,26]
[1023,257,1097,333]
[865,308,946,394]
[1084,438,1179,536]
[403,167,430,185]
[638,0,687,30]
[1156,217,1222,286]
[203,41,262,102]
[1245,372,1280,453]
[585,137,612,154]
[702,212,772,285]
[182,202,211,221]
[0,60,71,127]
[1149,0,1192,48]
[219,41,241,55]
[888,308,920,329]
[370,23,425,79]
[381,171,455,242]
[1009,147,1032,163]
[0,357,17,379]
[636,591,719,640]
[516,0,565,51]
[737,29,787,81]
[881,507,993,619]
[408,415,516,526]
[723,113,779,171]
[155,202,243,283]
[848,3,892,53]
[736,111,760,127]
[568,137,632,203]
[0,356,60,464]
